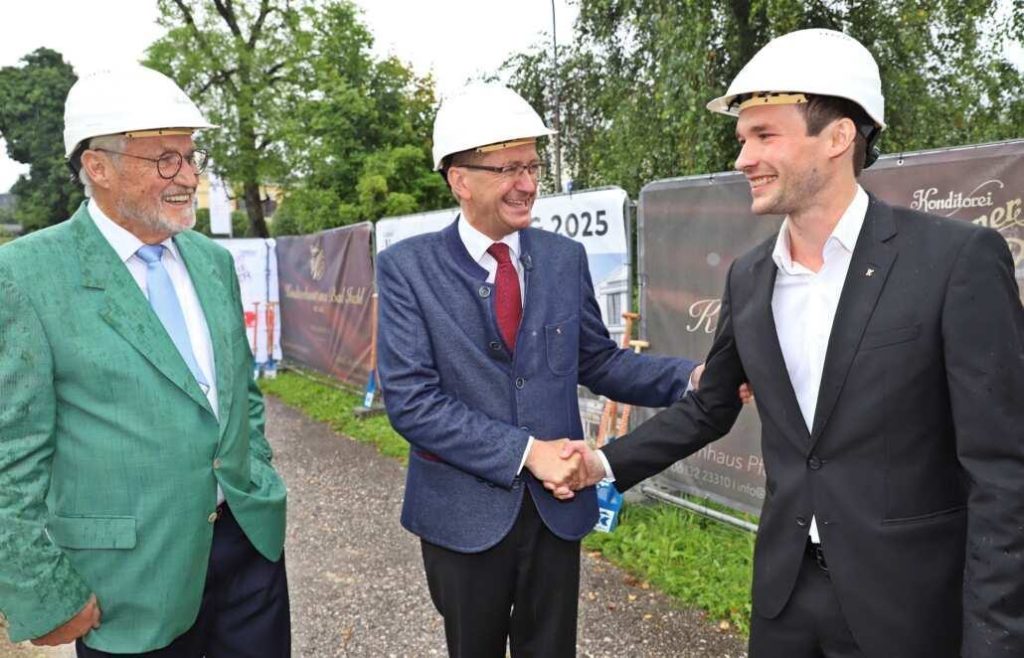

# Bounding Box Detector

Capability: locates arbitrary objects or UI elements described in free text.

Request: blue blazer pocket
[47,515,137,550]
[545,315,579,376]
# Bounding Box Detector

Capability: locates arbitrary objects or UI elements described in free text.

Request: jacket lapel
[175,233,235,432]
[810,196,898,444]
[743,246,811,449]
[72,206,215,415]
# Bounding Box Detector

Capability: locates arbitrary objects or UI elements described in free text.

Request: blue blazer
[377,219,694,552]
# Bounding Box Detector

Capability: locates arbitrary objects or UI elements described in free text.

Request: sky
[0,0,579,193]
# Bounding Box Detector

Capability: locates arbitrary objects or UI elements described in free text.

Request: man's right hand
[538,441,606,500]
[525,439,584,498]
[31,594,101,646]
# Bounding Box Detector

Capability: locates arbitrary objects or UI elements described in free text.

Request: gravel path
[3,396,748,657]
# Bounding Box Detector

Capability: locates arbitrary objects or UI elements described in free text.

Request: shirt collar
[89,198,180,263]
[771,185,868,274]
[457,215,521,265]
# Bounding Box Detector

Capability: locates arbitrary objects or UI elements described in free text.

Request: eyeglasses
[92,148,209,180]
[455,162,545,180]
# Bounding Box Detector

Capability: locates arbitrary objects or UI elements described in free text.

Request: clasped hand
[525,439,605,501]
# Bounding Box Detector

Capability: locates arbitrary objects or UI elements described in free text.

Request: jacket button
[796,516,808,527]
[208,512,218,523]
[478,285,491,298]
[515,377,525,389]
[808,456,822,470]
[213,458,222,470]
[489,341,502,350]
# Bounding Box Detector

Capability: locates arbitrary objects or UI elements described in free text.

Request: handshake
[524,439,606,501]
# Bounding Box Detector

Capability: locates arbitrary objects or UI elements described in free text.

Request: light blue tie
[136,244,210,391]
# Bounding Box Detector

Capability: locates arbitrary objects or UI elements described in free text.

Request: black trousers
[77,505,290,658]
[420,489,581,658]
[749,542,864,658]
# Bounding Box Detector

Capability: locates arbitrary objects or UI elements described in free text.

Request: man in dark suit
[375,83,700,657]
[564,29,1024,657]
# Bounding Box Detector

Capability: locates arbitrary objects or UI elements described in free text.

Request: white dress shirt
[89,199,224,504]
[772,186,869,542]
[457,217,534,471]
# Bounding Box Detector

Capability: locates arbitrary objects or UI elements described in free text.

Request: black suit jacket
[604,195,1024,657]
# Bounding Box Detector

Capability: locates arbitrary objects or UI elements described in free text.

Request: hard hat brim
[64,122,218,158]
[433,127,556,171]
[706,91,886,130]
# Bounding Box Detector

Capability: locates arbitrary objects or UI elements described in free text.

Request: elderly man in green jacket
[0,65,289,657]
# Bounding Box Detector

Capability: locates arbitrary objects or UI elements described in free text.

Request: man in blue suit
[376,84,699,657]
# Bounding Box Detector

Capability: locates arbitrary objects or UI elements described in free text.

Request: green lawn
[584,501,754,633]
[259,369,755,633]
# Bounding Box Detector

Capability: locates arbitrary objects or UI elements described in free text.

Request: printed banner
[637,139,1024,517]
[216,238,282,372]
[376,188,633,440]
[276,223,375,387]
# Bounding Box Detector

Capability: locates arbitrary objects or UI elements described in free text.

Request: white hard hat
[63,65,214,159]
[707,29,885,131]
[431,83,555,170]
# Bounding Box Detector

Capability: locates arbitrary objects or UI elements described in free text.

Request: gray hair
[77,134,128,197]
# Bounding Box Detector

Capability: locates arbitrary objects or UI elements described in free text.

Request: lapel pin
[865,268,875,277]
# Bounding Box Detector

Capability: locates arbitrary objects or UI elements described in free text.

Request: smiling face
[448,141,540,241]
[89,133,200,243]
[734,103,832,217]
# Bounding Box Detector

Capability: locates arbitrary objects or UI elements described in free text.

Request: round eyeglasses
[92,148,209,180]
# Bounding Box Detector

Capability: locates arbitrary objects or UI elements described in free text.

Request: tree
[146,0,303,237]
[0,48,82,232]
[147,0,450,237]
[503,0,1024,198]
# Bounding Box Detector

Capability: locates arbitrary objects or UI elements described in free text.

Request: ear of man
[826,117,859,168]
[80,150,117,192]
[447,166,472,203]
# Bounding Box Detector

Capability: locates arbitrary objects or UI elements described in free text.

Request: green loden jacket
[0,204,287,652]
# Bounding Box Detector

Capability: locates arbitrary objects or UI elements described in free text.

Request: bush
[272,188,364,236]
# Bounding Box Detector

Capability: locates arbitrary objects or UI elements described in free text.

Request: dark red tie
[487,243,522,351]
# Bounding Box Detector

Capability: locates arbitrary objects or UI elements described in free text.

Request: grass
[259,369,755,634]
[583,501,754,634]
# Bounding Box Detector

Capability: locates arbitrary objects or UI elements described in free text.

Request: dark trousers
[749,542,864,658]
[420,489,581,658]
[77,505,290,658]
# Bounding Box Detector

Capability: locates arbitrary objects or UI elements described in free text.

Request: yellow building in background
[195,173,284,216]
